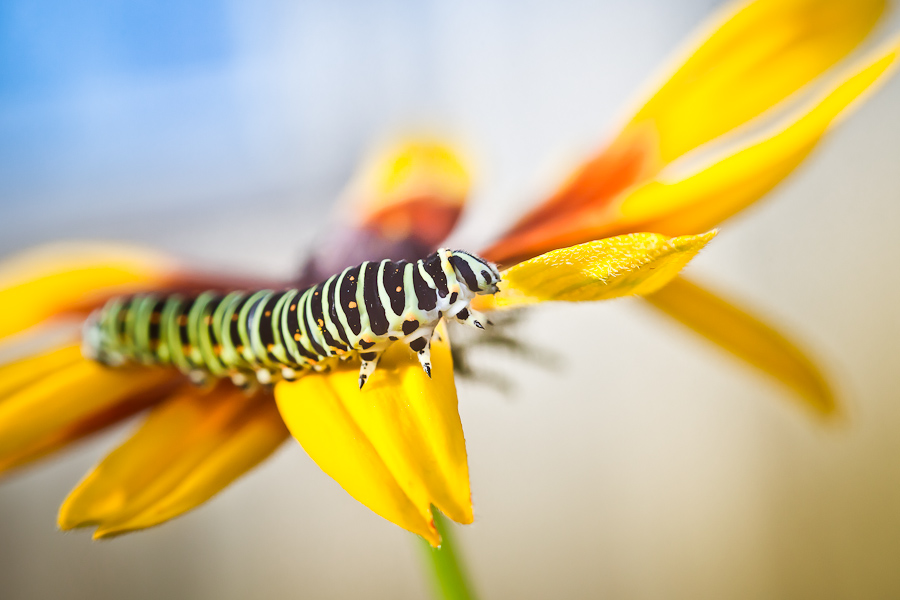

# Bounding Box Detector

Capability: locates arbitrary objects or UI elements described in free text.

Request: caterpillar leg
[454,307,489,330]
[189,369,210,386]
[281,367,301,381]
[358,351,382,389]
[229,371,259,393]
[255,368,274,385]
[408,334,433,378]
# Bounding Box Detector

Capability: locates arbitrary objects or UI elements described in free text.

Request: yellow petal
[476,232,716,311]
[93,401,286,537]
[0,358,178,475]
[0,344,84,400]
[482,0,885,267]
[611,37,900,236]
[275,323,469,547]
[0,242,177,340]
[623,0,885,164]
[645,276,837,417]
[484,37,900,262]
[59,385,287,536]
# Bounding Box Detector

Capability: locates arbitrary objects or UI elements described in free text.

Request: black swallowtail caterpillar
[82,249,502,390]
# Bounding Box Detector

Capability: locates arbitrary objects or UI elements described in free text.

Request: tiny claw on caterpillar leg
[417,344,432,378]
[358,351,381,389]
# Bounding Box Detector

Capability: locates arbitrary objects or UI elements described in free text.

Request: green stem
[420,510,478,600]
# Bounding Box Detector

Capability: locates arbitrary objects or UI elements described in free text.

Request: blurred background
[2,0,900,598]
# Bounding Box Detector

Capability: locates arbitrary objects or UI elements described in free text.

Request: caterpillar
[82,248,501,390]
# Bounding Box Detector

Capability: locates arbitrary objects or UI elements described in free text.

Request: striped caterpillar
[83,249,501,389]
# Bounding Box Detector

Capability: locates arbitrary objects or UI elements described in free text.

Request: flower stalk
[420,509,478,600]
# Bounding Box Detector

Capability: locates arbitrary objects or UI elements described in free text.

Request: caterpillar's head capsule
[447,250,502,295]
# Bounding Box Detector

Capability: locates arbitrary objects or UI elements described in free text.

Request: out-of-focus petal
[624,0,885,164]
[610,38,900,236]
[0,357,180,475]
[93,401,287,538]
[487,0,884,266]
[302,140,471,282]
[477,232,715,311]
[275,323,469,547]
[485,0,886,268]
[487,38,899,263]
[645,276,837,417]
[483,126,660,264]
[360,140,470,233]
[0,242,178,340]
[0,344,83,400]
[59,384,288,537]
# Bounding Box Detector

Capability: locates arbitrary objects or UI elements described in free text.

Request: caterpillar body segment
[83,249,502,390]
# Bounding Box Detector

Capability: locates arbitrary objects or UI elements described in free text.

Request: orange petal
[59,384,288,537]
[275,323,469,547]
[483,125,660,265]
[0,242,178,340]
[0,355,179,476]
[476,232,716,311]
[645,276,837,417]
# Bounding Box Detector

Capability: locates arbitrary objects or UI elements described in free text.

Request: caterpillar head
[447,250,501,295]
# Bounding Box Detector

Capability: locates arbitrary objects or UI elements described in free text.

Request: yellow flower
[278,231,715,545]
[0,0,896,548]
[482,0,898,416]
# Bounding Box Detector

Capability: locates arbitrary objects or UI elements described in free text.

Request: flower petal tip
[484,231,717,308]
[435,499,474,528]
[56,517,84,532]
[52,386,288,539]
[802,385,844,425]
[670,229,718,254]
[91,528,120,541]
[694,229,718,244]
[645,275,844,421]
[275,331,471,544]
[422,518,442,548]
[56,509,84,532]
